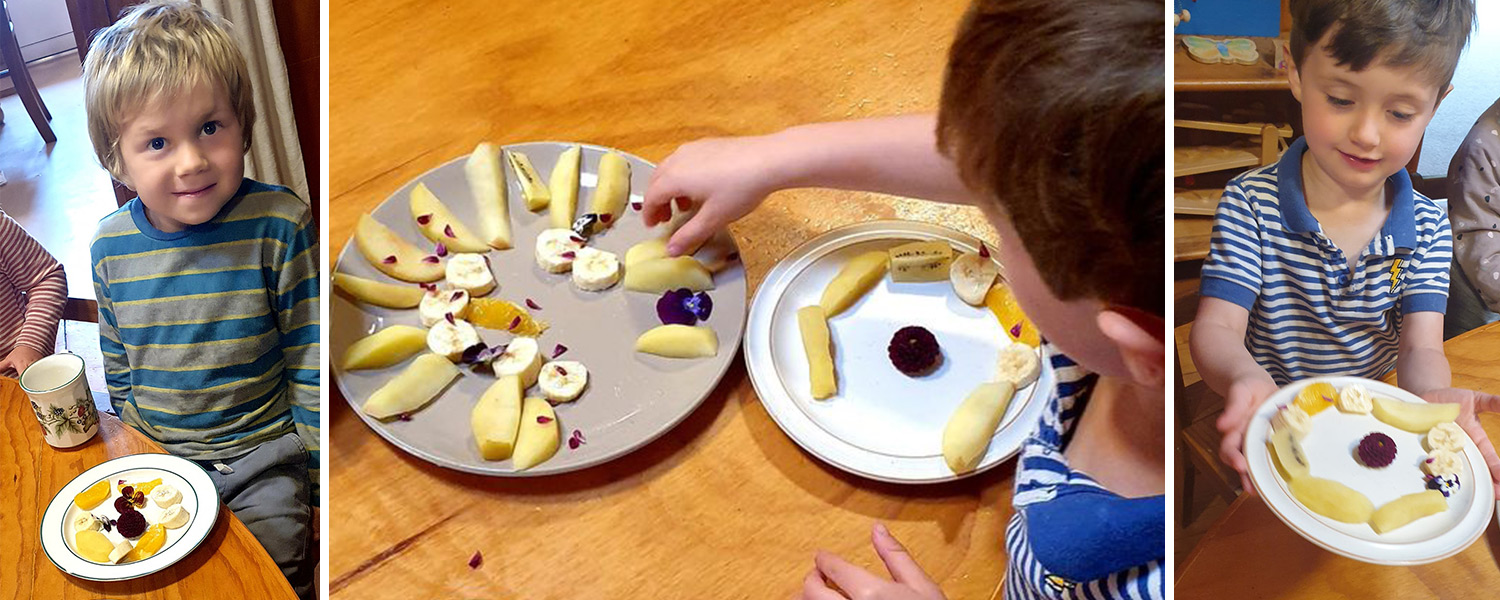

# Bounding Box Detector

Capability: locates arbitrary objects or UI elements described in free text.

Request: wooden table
[328,1,1020,597]
[0,378,296,599]
[1176,322,1500,599]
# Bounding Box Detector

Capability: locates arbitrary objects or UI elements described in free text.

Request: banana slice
[1422,449,1463,477]
[535,228,586,273]
[1272,404,1312,439]
[150,484,182,508]
[160,505,191,529]
[427,317,482,362]
[108,540,134,564]
[993,342,1040,388]
[571,247,621,291]
[72,513,101,533]
[492,336,544,388]
[1426,422,1467,453]
[950,251,1000,306]
[538,360,588,403]
[445,253,496,296]
[1337,384,1372,414]
[419,288,471,327]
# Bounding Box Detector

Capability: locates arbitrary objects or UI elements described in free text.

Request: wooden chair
[0,0,56,143]
[1174,279,1240,524]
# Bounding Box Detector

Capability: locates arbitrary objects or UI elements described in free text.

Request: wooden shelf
[1174,37,1288,92]
[1175,145,1260,178]
[1174,188,1221,216]
[1175,216,1215,262]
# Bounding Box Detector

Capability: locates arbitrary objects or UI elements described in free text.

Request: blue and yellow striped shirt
[91,179,320,501]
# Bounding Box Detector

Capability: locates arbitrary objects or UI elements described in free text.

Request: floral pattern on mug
[32,397,98,438]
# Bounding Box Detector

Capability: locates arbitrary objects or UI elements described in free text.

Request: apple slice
[623,257,714,293]
[942,381,1017,473]
[331,273,423,308]
[1372,397,1462,433]
[589,151,630,229]
[464,143,513,249]
[410,182,489,253]
[1289,477,1375,524]
[636,325,718,358]
[797,305,837,399]
[512,396,560,470]
[549,145,582,229]
[342,325,429,370]
[625,238,670,268]
[355,214,444,282]
[819,250,888,317]
[506,150,551,212]
[361,353,461,419]
[471,375,524,461]
[1370,490,1447,534]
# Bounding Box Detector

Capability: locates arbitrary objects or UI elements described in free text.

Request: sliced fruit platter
[745,221,1051,483]
[330,142,747,476]
[1247,377,1496,565]
[41,454,219,580]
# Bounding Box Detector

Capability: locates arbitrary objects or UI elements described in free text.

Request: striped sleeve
[1402,199,1453,314]
[0,210,67,356]
[90,221,133,412]
[276,205,321,503]
[1199,180,1264,309]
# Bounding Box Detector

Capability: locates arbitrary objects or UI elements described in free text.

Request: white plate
[744,221,1050,484]
[331,142,747,476]
[1247,376,1495,565]
[41,454,220,581]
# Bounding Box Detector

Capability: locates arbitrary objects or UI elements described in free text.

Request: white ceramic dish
[41,454,219,581]
[1246,376,1495,565]
[744,221,1049,484]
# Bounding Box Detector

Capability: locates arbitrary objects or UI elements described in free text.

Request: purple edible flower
[552,344,568,359]
[684,292,713,321]
[656,288,696,325]
[468,551,483,569]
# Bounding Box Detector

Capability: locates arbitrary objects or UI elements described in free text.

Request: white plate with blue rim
[41,453,220,581]
[1246,376,1495,565]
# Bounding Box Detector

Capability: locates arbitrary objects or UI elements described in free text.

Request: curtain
[197,0,309,204]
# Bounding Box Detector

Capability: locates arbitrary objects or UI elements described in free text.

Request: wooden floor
[1,51,118,401]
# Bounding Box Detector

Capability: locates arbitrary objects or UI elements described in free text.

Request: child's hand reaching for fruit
[642,135,785,257]
[1421,387,1500,497]
[798,523,947,600]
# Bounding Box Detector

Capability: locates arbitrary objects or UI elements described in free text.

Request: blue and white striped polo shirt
[1200,137,1452,385]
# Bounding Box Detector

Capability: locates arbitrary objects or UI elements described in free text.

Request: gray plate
[331,142,747,476]
[743,221,1051,484]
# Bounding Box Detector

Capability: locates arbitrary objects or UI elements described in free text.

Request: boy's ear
[1096,308,1165,391]
[1284,42,1304,102]
[1436,84,1454,110]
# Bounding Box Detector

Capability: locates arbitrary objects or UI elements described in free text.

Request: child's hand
[642,135,786,256]
[1421,387,1500,497]
[0,345,44,378]
[1214,374,1279,494]
[799,523,946,600]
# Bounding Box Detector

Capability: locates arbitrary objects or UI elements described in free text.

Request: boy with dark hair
[1192,0,1475,491]
[643,0,1163,597]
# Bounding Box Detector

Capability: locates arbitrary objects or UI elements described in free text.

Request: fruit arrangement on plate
[1267,381,1468,534]
[66,475,192,565]
[798,238,1042,474]
[335,142,740,472]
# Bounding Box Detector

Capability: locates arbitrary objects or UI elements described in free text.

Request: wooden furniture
[0,378,297,599]
[0,0,56,143]
[1176,322,1500,597]
[328,1,1018,597]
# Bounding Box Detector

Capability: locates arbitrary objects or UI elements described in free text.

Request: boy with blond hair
[1192,0,1474,492]
[644,0,1164,597]
[83,2,317,597]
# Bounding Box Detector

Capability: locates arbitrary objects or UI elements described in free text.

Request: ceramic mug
[20,353,99,448]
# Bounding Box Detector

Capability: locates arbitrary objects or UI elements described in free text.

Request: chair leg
[1,23,55,143]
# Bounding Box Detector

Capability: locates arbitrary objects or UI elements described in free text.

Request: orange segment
[468,298,549,336]
[120,524,167,563]
[1295,382,1338,416]
[123,478,163,495]
[984,284,1040,347]
[74,479,111,511]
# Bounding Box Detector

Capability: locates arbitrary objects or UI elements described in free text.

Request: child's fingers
[1470,390,1500,416]
[801,568,847,600]
[665,204,725,257]
[814,550,883,597]
[641,175,684,228]
[1456,415,1500,495]
[870,523,939,593]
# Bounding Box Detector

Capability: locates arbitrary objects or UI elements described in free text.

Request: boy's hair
[937,0,1163,316]
[1289,0,1474,91]
[82,1,254,181]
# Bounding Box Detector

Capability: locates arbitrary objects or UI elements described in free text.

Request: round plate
[331,142,747,476]
[41,453,220,581]
[744,221,1050,484]
[1247,376,1496,565]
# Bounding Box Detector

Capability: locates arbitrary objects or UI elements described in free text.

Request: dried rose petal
[443,224,456,238]
[417,214,433,225]
[572,429,586,443]
[631,201,643,211]
[526,299,542,310]
[398,413,413,421]
[568,437,581,450]
[536,415,554,424]
[382,255,398,264]
[1009,323,1022,338]
[422,255,441,264]
[508,316,521,331]
[435,242,448,257]
[445,312,456,325]
[560,250,576,260]
[600,213,613,224]
[569,234,586,244]
[420,282,437,292]
[552,344,568,359]
[978,243,990,258]
[451,290,464,302]
[555,365,568,376]
[468,551,483,569]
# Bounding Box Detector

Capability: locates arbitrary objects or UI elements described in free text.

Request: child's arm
[1189,297,1278,493]
[1395,204,1454,395]
[0,212,67,377]
[275,208,321,504]
[1396,312,1450,395]
[642,114,979,255]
